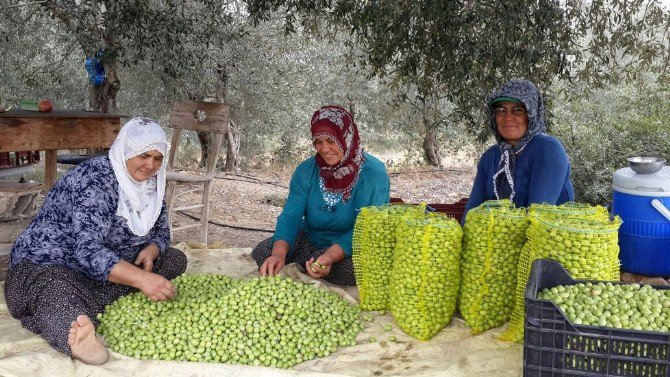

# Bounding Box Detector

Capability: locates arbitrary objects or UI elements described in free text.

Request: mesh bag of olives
[458,199,528,334]
[388,212,462,340]
[97,274,362,367]
[527,202,610,222]
[501,206,621,343]
[352,203,427,311]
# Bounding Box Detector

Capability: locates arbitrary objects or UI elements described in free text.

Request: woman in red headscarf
[252,105,390,286]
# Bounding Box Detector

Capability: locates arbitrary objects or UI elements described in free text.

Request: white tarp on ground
[0,243,522,377]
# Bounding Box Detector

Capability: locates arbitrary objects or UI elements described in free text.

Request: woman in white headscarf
[463,79,574,218]
[5,117,187,365]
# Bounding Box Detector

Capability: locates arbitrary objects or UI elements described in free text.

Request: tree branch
[5,1,47,10]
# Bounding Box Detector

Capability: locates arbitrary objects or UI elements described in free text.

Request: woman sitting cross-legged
[5,117,187,365]
[252,105,390,286]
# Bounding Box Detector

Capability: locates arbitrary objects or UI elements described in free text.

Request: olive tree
[1,0,246,169]
[0,2,87,109]
[19,0,237,113]
[553,78,670,205]
[1,1,425,171]
[223,19,473,168]
[245,0,670,165]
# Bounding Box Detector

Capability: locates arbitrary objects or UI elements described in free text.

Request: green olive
[352,204,427,311]
[539,281,670,333]
[459,200,528,334]
[502,202,621,343]
[97,274,362,367]
[389,213,462,340]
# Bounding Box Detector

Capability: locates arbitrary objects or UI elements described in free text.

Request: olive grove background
[1,0,670,206]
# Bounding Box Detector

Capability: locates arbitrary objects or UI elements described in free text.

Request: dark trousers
[251,230,356,286]
[4,247,187,356]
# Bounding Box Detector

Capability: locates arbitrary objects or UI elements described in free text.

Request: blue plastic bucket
[612,166,670,276]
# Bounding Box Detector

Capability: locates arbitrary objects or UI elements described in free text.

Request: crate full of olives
[524,259,670,377]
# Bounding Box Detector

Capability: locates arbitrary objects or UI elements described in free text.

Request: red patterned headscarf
[310,105,364,203]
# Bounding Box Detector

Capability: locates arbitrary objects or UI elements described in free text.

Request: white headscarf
[108,117,169,236]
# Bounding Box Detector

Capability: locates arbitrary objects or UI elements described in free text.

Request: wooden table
[0,109,125,190]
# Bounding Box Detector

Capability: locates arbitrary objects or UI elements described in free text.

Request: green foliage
[0,0,484,170]
[246,0,670,138]
[0,4,87,107]
[9,0,669,178]
[225,19,468,167]
[553,80,670,205]
[37,0,235,78]
[270,131,313,166]
[0,0,240,109]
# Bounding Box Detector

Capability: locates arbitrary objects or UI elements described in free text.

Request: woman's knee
[251,237,274,265]
[324,258,357,286]
[156,247,188,279]
[6,263,85,315]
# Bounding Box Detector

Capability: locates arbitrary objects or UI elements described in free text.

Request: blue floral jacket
[10,156,170,282]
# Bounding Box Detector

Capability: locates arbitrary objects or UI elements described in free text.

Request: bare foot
[67,315,109,365]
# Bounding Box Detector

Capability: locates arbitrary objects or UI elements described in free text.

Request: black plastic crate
[524,259,670,377]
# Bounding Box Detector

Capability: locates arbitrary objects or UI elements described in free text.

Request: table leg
[44,150,57,190]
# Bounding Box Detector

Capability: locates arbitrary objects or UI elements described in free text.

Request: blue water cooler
[612,166,670,276]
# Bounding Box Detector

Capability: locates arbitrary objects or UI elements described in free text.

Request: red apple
[38,99,53,112]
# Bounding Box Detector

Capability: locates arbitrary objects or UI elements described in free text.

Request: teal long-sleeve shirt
[273,152,390,257]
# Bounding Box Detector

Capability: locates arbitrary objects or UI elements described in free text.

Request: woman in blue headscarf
[463,79,574,216]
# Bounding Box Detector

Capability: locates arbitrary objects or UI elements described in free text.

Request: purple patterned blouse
[9,156,170,282]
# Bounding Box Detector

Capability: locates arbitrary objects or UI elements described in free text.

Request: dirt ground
[168,166,475,247]
[0,164,476,281]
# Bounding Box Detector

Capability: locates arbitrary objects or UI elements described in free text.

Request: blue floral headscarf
[486,79,546,201]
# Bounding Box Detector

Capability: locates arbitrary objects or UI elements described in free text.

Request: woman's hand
[108,259,175,301]
[260,240,289,276]
[260,255,286,276]
[305,244,345,279]
[137,273,176,301]
[134,244,160,271]
[306,256,332,279]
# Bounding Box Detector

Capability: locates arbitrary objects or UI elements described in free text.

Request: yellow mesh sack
[389,212,462,340]
[352,204,426,311]
[500,205,621,343]
[458,200,528,334]
[528,202,610,221]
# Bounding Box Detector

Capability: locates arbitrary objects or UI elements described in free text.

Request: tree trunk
[421,103,441,166]
[216,62,240,172]
[197,122,240,172]
[88,49,119,155]
[88,58,120,113]
[422,128,441,167]
[42,2,119,114]
[223,120,240,171]
[192,63,240,171]
[197,131,212,169]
